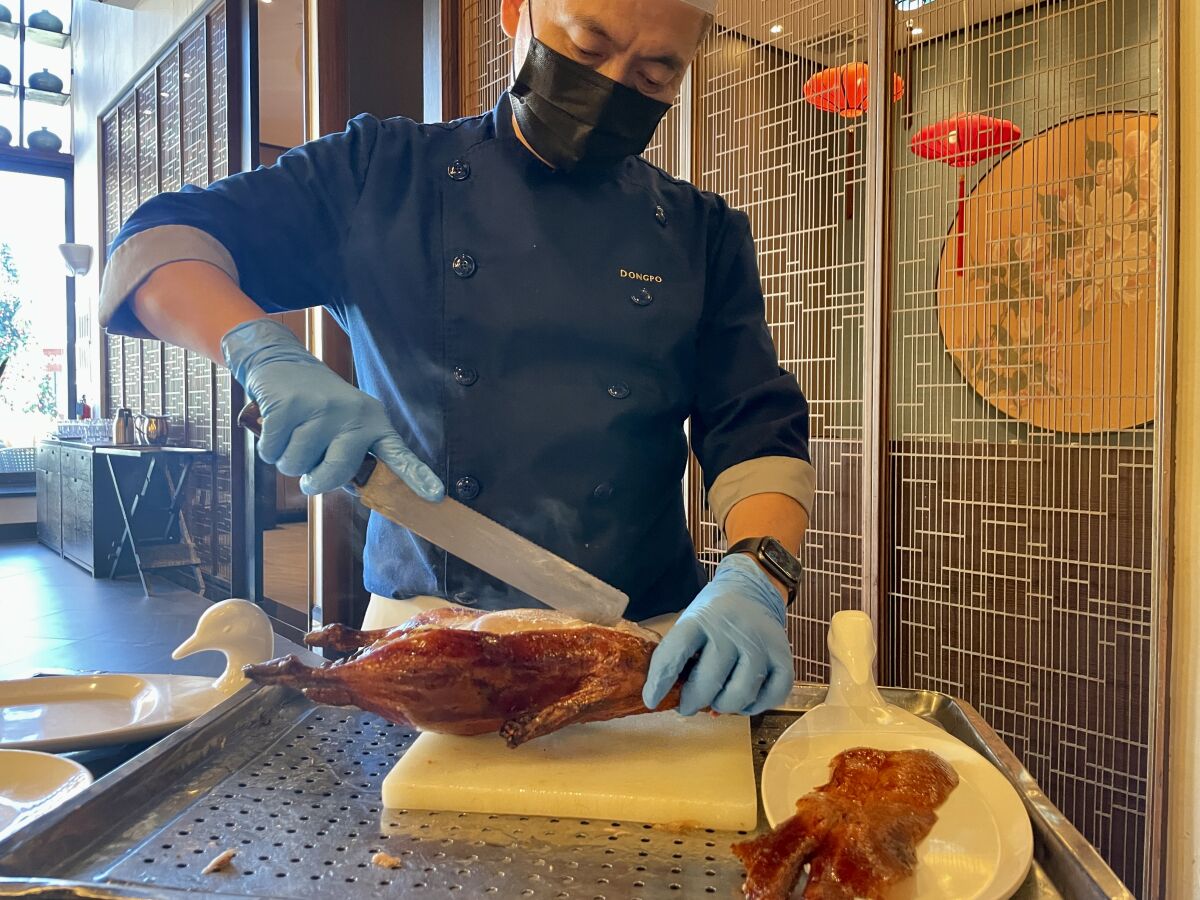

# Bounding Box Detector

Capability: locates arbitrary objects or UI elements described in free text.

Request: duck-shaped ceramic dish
[0,600,275,753]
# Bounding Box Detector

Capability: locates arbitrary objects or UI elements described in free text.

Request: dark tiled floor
[0,540,296,681]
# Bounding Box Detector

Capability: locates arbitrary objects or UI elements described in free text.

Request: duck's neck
[826,655,886,709]
[212,645,254,695]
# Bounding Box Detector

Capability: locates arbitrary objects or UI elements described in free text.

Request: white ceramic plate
[761,729,1033,900]
[0,749,93,840]
[0,673,222,753]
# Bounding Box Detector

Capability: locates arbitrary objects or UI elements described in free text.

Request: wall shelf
[24,85,67,106]
[2,2,74,154]
[25,26,68,48]
[0,143,71,166]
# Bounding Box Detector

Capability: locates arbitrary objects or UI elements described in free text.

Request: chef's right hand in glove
[221,318,445,499]
[642,553,794,717]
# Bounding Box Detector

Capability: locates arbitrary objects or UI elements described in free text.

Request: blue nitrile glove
[221,318,445,500]
[643,553,794,717]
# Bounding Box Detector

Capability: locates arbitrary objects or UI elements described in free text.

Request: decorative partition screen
[886,1,1163,891]
[694,2,872,679]
[454,0,1170,892]
[99,0,248,597]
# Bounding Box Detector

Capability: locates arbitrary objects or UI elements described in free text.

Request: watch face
[761,537,803,583]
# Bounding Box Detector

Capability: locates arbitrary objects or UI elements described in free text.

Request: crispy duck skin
[244,606,685,747]
[732,748,958,900]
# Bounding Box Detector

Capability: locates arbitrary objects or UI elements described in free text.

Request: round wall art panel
[936,112,1159,433]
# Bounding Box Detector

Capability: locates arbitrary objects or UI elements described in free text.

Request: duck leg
[304,623,391,653]
[305,606,486,653]
[243,628,516,736]
[499,679,686,748]
[243,655,360,708]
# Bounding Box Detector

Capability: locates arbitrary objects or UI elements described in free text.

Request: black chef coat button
[451,591,477,607]
[607,382,631,399]
[593,482,614,501]
[447,159,471,181]
[655,204,667,226]
[451,253,477,278]
[453,366,478,386]
[454,476,481,501]
[631,287,654,306]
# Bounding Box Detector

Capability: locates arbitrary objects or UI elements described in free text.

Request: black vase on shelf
[0,64,10,86]
[27,9,63,32]
[0,5,11,24]
[27,126,61,152]
[28,68,62,93]
[0,125,11,148]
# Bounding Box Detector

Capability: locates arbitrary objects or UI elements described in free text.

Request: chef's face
[501,0,709,104]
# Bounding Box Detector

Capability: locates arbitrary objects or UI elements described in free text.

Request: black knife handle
[238,401,377,488]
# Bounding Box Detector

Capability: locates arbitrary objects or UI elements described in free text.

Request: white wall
[70,0,208,404]
[1169,3,1200,895]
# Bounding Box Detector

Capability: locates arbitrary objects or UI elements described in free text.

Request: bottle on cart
[112,407,134,444]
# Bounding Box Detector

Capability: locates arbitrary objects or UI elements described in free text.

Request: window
[0,168,67,449]
[0,0,72,154]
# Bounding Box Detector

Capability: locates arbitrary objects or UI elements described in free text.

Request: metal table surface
[0,683,1130,899]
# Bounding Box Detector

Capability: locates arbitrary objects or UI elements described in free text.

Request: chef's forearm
[726,493,808,551]
[725,493,808,601]
[132,260,269,363]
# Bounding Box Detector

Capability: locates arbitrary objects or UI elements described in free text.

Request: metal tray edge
[0,681,1132,900]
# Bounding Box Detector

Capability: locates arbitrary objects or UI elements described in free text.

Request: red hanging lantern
[909,114,1022,270]
[803,63,905,219]
[803,62,905,118]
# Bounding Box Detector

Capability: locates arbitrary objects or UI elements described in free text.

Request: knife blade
[238,402,629,625]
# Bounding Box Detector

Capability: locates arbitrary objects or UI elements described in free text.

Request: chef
[98,0,814,719]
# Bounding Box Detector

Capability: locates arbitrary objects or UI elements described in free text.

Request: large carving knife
[239,402,629,626]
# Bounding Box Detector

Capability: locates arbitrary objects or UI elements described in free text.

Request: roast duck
[244,606,685,747]
[247,608,958,897]
[733,748,959,900]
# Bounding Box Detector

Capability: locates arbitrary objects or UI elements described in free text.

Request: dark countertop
[41,438,203,453]
[39,437,110,449]
[97,445,210,457]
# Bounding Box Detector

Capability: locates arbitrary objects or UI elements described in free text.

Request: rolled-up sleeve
[99,113,384,338]
[691,204,815,530]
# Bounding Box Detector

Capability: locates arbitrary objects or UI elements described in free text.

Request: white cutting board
[382,711,757,831]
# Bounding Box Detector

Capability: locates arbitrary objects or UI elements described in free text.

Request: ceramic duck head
[172,599,275,695]
[825,610,886,709]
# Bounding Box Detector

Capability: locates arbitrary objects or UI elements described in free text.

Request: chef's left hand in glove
[642,553,793,717]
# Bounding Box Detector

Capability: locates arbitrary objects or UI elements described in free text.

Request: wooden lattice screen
[99,0,246,596]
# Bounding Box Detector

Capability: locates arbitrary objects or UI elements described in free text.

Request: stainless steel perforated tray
[0,683,1130,899]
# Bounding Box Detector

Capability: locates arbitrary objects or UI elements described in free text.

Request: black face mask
[510,38,672,172]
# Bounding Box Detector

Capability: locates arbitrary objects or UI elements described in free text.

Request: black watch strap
[726,536,803,605]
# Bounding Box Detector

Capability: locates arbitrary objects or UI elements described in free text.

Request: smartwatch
[725,536,803,606]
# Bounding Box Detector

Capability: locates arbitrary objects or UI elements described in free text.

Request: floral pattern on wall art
[937,113,1159,433]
